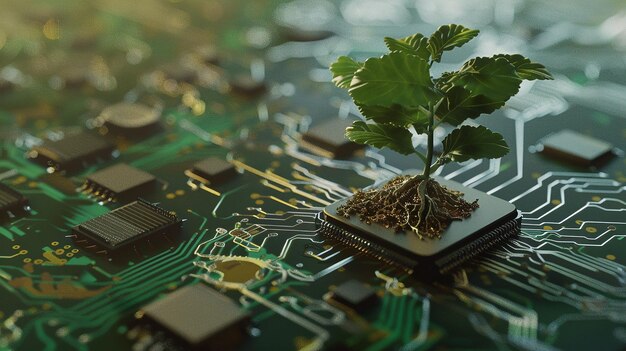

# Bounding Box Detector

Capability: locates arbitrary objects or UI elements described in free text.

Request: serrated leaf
[451,57,522,103]
[492,54,553,80]
[428,24,479,62]
[349,52,437,107]
[442,125,509,162]
[384,34,430,60]
[346,121,415,155]
[436,86,504,126]
[330,56,363,89]
[357,103,428,131]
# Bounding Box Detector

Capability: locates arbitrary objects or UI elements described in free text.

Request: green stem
[429,156,447,174]
[421,103,435,178]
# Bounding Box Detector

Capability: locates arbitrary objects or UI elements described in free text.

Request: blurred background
[1,1,626,350]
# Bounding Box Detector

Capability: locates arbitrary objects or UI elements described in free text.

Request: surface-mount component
[229,75,267,97]
[321,177,521,280]
[281,27,334,42]
[301,118,365,159]
[97,102,161,137]
[141,284,250,350]
[539,129,615,167]
[0,183,28,221]
[27,132,115,173]
[83,163,156,201]
[189,157,237,184]
[330,280,378,312]
[72,199,181,250]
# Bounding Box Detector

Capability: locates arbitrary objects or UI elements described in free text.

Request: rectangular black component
[191,157,237,184]
[72,199,180,250]
[28,132,115,173]
[321,177,521,280]
[142,284,250,350]
[540,129,614,167]
[0,183,28,221]
[84,163,156,200]
[301,118,365,158]
[331,280,378,312]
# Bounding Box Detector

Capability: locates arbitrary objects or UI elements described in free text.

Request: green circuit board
[1,0,625,350]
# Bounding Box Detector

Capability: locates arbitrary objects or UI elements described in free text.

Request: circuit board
[1,0,625,350]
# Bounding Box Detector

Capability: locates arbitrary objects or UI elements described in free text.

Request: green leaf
[428,24,479,62]
[441,125,509,162]
[450,57,522,103]
[384,33,430,60]
[436,86,504,126]
[330,56,363,89]
[357,103,428,131]
[346,121,415,155]
[349,52,438,107]
[492,54,553,80]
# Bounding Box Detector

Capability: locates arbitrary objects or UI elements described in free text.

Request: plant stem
[421,103,435,179]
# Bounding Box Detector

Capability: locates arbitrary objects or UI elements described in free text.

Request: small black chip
[281,26,334,42]
[330,280,378,312]
[28,132,115,173]
[141,284,250,350]
[72,199,181,250]
[229,75,267,98]
[190,157,237,185]
[322,177,521,280]
[0,183,28,221]
[302,119,365,159]
[539,129,615,168]
[84,163,156,201]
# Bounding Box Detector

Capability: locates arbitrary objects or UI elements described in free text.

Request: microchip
[330,280,378,312]
[301,118,365,159]
[281,27,334,42]
[28,132,115,173]
[539,129,615,168]
[158,62,198,83]
[84,163,156,201]
[0,183,28,221]
[141,284,250,350]
[229,75,267,97]
[189,157,237,185]
[321,177,521,280]
[97,103,162,138]
[72,199,181,250]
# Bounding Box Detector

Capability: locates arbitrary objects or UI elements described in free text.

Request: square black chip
[141,284,250,350]
[28,132,115,173]
[321,177,521,280]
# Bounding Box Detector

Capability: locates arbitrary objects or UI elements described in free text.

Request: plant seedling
[330,24,552,239]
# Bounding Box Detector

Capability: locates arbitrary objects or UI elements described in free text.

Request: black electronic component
[72,199,181,250]
[194,46,220,66]
[83,163,156,201]
[0,183,28,221]
[28,132,115,173]
[189,157,237,185]
[281,27,334,42]
[301,118,365,159]
[97,102,161,137]
[330,280,378,312]
[321,177,521,280]
[229,75,266,97]
[159,63,197,83]
[141,284,250,350]
[539,129,615,168]
[0,77,14,93]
